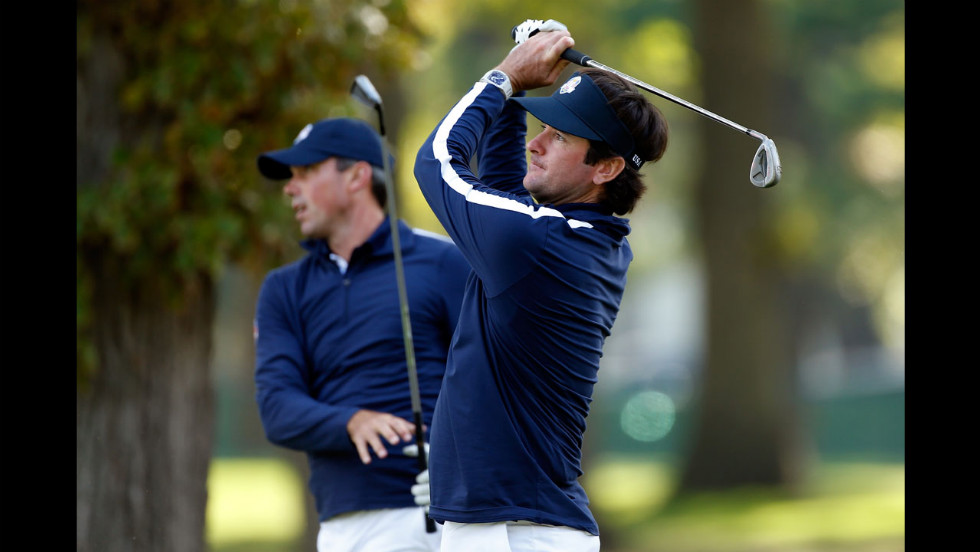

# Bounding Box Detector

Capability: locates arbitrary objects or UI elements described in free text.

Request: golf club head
[351,75,382,108]
[350,75,386,136]
[750,137,781,188]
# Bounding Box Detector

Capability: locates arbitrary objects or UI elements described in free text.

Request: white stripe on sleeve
[432,84,593,230]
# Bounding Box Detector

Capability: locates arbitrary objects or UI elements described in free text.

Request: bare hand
[496,29,574,93]
[346,410,416,464]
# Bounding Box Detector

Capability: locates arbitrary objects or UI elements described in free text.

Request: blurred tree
[771,0,905,360]
[676,0,806,492]
[76,1,422,551]
[676,0,905,493]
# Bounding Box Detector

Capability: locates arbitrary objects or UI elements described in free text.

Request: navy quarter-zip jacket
[414,82,633,536]
[254,217,470,521]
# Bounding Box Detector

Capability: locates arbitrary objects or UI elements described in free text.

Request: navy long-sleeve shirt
[254,217,470,521]
[413,83,633,535]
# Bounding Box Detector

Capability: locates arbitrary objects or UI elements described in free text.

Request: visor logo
[559,76,582,94]
[294,123,313,144]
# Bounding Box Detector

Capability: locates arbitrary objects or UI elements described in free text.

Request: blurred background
[77,1,904,551]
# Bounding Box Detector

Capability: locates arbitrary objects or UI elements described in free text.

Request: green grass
[206,457,306,549]
[585,455,905,552]
[206,455,905,552]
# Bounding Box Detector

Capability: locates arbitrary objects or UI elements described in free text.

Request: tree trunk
[678,0,804,492]
[77,251,216,552]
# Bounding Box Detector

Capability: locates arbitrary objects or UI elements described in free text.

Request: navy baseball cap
[512,72,643,170]
[257,117,390,180]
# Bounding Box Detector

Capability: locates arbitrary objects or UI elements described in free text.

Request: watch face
[490,71,506,85]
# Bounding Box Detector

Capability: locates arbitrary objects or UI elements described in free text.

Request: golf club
[564,48,780,188]
[350,74,437,534]
[512,26,781,188]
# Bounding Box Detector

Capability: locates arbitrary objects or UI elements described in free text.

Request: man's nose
[527,134,542,154]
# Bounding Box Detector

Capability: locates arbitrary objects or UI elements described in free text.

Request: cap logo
[559,75,582,95]
[293,123,313,144]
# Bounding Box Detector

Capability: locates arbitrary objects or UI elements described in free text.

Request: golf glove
[511,19,568,50]
[402,443,431,512]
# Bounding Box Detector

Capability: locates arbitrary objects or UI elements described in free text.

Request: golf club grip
[561,48,592,66]
[509,23,591,65]
[412,411,428,473]
[412,410,436,533]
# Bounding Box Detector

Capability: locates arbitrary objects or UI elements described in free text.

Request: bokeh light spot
[620,390,676,442]
[223,129,242,151]
[850,121,904,193]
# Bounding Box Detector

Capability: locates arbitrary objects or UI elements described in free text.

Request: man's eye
[537,125,565,142]
[295,164,317,177]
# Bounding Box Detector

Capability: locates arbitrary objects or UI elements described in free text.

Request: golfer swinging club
[412,19,669,552]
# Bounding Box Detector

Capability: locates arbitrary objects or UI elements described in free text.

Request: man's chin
[522,176,539,194]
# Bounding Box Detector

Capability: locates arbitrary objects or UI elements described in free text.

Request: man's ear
[593,156,626,186]
[347,161,373,192]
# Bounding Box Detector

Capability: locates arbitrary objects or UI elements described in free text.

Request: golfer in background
[253,117,468,551]
[412,21,669,551]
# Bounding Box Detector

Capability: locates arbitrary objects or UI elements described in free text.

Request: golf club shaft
[380,151,426,455]
[353,75,437,533]
[561,48,768,143]
[381,133,436,534]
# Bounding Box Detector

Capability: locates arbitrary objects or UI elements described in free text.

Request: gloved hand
[411,469,430,513]
[402,443,431,512]
[511,19,569,49]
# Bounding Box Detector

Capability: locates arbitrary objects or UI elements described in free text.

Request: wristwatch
[480,69,513,99]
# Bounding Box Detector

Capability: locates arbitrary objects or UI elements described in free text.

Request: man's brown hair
[582,67,669,215]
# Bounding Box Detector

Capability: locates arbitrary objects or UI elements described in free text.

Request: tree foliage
[77,0,425,385]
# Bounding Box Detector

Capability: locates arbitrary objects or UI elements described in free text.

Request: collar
[553,202,631,240]
[300,216,416,260]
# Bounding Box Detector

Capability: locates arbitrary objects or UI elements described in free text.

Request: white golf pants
[317,507,441,552]
[440,520,600,552]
